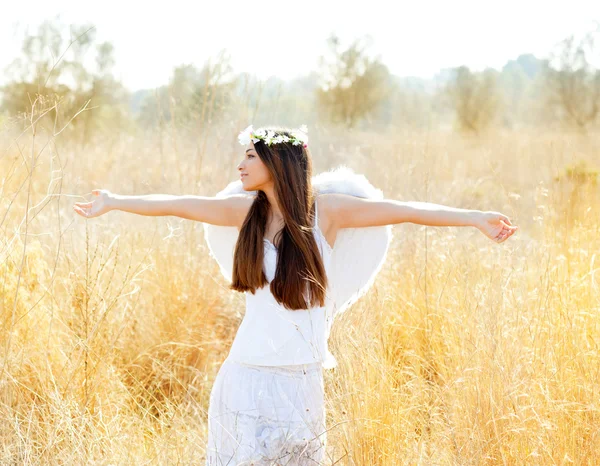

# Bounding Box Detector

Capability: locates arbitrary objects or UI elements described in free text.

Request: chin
[242,180,260,191]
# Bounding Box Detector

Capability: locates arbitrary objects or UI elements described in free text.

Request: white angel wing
[202,165,393,319]
[311,166,393,318]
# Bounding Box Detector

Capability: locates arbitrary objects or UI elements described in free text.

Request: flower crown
[238,125,309,148]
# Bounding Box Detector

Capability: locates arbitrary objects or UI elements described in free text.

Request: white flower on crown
[237,124,309,147]
[264,129,276,145]
[291,128,308,145]
[238,125,254,146]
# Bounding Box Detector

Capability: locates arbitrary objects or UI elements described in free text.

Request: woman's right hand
[73,189,115,218]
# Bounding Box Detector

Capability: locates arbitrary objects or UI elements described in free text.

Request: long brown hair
[230,126,328,310]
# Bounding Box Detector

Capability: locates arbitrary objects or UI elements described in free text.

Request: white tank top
[226,199,338,369]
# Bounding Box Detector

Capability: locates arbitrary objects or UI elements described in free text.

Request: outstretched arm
[73,189,252,226]
[324,193,518,244]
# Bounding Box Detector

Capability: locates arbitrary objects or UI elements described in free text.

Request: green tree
[543,26,600,131]
[1,20,131,144]
[138,50,237,131]
[445,66,501,133]
[316,34,391,128]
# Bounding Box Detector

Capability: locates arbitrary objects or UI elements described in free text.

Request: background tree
[498,54,545,128]
[316,34,391,129]
[136,50,237,132]
[383,76,437,130]
[445,65,501,133]
[543,25,600,131]
[0,20,131,145]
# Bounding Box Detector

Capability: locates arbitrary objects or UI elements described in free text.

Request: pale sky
[1,0,598,91]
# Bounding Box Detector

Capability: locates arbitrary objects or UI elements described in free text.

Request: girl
[73,125,518,465]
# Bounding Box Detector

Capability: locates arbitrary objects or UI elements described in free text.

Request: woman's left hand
[475,211,519,244]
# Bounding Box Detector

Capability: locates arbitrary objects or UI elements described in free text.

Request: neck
[263,186,282,218]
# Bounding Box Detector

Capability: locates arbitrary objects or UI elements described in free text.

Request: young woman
[73,125,518,465]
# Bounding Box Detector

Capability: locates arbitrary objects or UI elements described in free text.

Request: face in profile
[238,142,272,191]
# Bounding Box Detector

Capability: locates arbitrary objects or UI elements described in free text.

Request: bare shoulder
[315,193,338,211]
[315,193,344,232]
[316,192,389,230]
[315,193,355,222]
[229,193,256,229]
[316,193,349,249]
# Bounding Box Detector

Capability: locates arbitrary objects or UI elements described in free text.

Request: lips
[240,173,248,179]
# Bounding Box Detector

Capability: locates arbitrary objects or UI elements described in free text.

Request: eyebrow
[246,149,254,153]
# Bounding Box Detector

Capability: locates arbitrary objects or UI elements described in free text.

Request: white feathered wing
[203,165,393,319]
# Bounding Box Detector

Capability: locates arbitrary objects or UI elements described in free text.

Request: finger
[92,189,100,196]
[501,216,512,226]
[73,206,87,217]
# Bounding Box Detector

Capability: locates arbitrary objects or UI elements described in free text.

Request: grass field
[1,120,599,464]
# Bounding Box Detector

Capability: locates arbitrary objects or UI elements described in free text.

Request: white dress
[203,166,393,465]
[206,202,332,465]
[206,347,328,465]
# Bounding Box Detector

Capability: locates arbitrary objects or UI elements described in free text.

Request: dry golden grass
[1,105,599,464]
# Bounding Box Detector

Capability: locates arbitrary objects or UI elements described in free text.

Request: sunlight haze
[1,0,598,90]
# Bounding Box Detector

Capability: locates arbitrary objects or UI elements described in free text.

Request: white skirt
[206,358,327,465]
